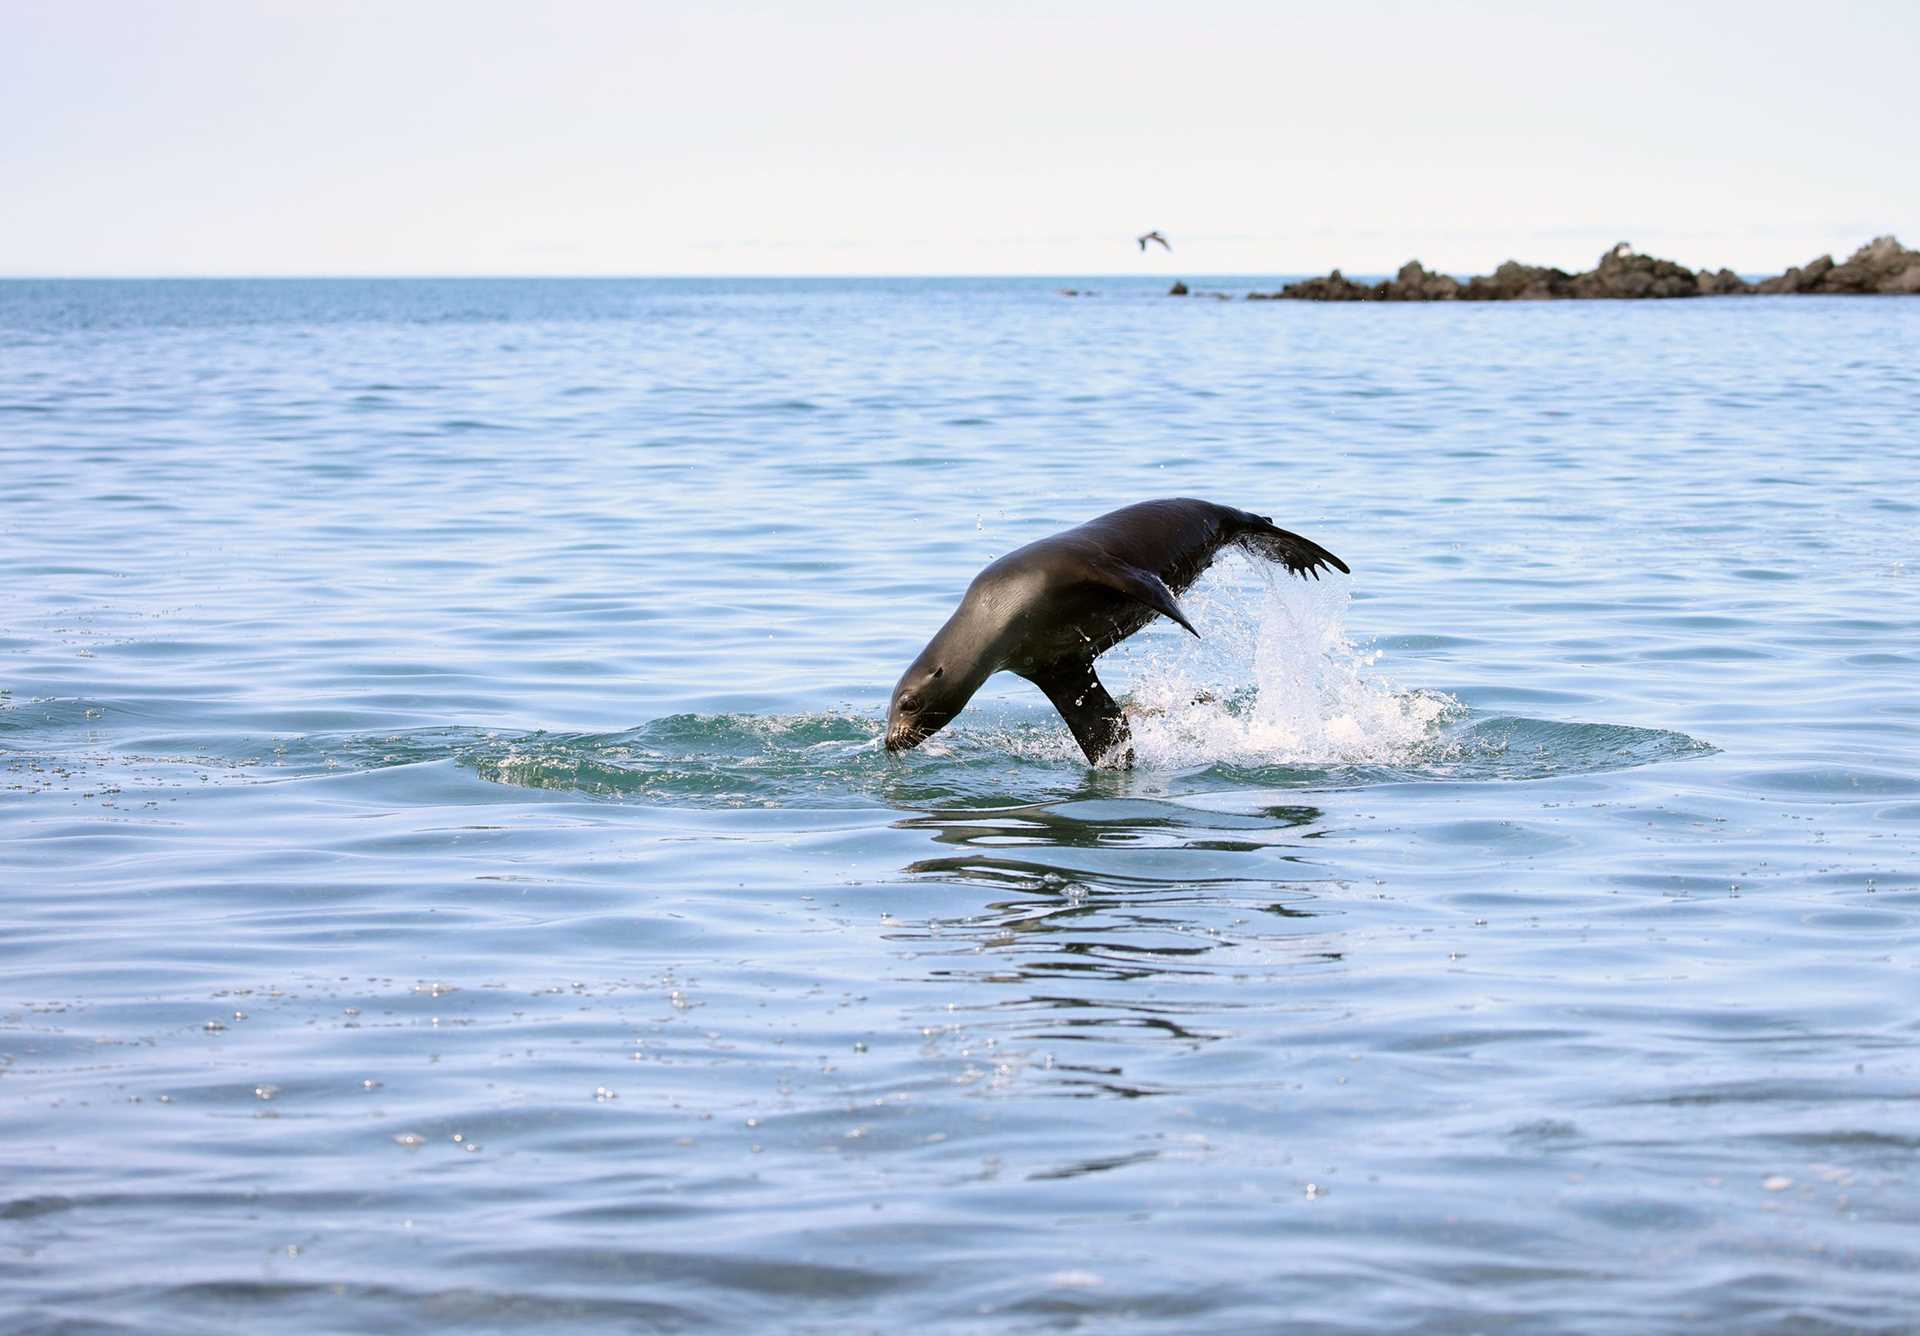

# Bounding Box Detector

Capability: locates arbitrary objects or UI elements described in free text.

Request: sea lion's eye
[900,694,921,712]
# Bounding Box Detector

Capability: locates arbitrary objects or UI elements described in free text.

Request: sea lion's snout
[884,721,925,753]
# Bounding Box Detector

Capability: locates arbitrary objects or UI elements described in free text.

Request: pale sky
[4,0,1915,277]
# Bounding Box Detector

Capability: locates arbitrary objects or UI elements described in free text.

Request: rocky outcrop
[1262,236,1919,301]
[1755,255,1832,294]
[1391,260,1462,301]
[1567,242,1704,298]
[1167,280,1189,296]
[1246,260,1464,302]
[1755,236,1920,294]
[1696,268,1749,295]
[1459,260,1575,301]
[1268,269,1378,301]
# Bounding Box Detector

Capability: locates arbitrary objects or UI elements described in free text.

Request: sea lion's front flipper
[1092,560,1200,638]
[1027,658,1133,767]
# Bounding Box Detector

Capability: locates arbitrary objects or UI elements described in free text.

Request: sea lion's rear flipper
[1092,560,1200,638]
[1028,658,1133,767]
[1236,517,1350,580]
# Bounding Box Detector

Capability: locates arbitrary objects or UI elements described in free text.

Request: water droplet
[393,1132,425,1149]
[254,1084,280,1100]
[594,1087,618,1101]
[1763,1175,1792,1191]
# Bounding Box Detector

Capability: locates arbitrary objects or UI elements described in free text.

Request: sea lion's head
[885,657,960,753]
[884,574,1008,753]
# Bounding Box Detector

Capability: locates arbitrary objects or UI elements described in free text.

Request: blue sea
[3,277,1917,1333]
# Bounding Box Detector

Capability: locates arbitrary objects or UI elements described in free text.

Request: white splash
[1106,556,1456,770]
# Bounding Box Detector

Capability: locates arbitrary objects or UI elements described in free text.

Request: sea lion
[885,498,1348,765]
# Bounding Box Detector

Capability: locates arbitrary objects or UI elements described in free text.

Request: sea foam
[1103,556,1456,770]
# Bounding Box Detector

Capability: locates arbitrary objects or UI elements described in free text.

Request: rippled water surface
[3,278,1918,1332]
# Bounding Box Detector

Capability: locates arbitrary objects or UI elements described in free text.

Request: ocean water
[2,276,1917,1333]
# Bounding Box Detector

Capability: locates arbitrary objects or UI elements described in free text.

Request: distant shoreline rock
[1221,236,1920,301]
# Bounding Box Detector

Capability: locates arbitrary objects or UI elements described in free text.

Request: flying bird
[1137,231,1171,253]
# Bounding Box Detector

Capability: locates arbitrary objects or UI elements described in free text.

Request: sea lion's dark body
[885,499,1348,765]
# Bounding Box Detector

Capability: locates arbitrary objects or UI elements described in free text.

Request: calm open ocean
[3,277,1917,1333]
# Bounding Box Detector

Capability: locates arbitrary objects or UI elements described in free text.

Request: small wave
[467,713,888,805]
[5,566,1712,807]
[452,567,1705,803]
[8,703,1701,811]
[451,712,1706,808]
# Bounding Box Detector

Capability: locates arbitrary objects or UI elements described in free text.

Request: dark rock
[1388,260,1460,301]
[1757,254,1826,294]
[1818,260,1880,293]
[1886,262,1920,295]
[1696,268,1750,295]
[1805,235,1920,294]
[1167,281,1189,296]
[1278,269,1388,301]
[1568,242,1699,298]
[1460,260,1576,301]
[1754,265,1808,295]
